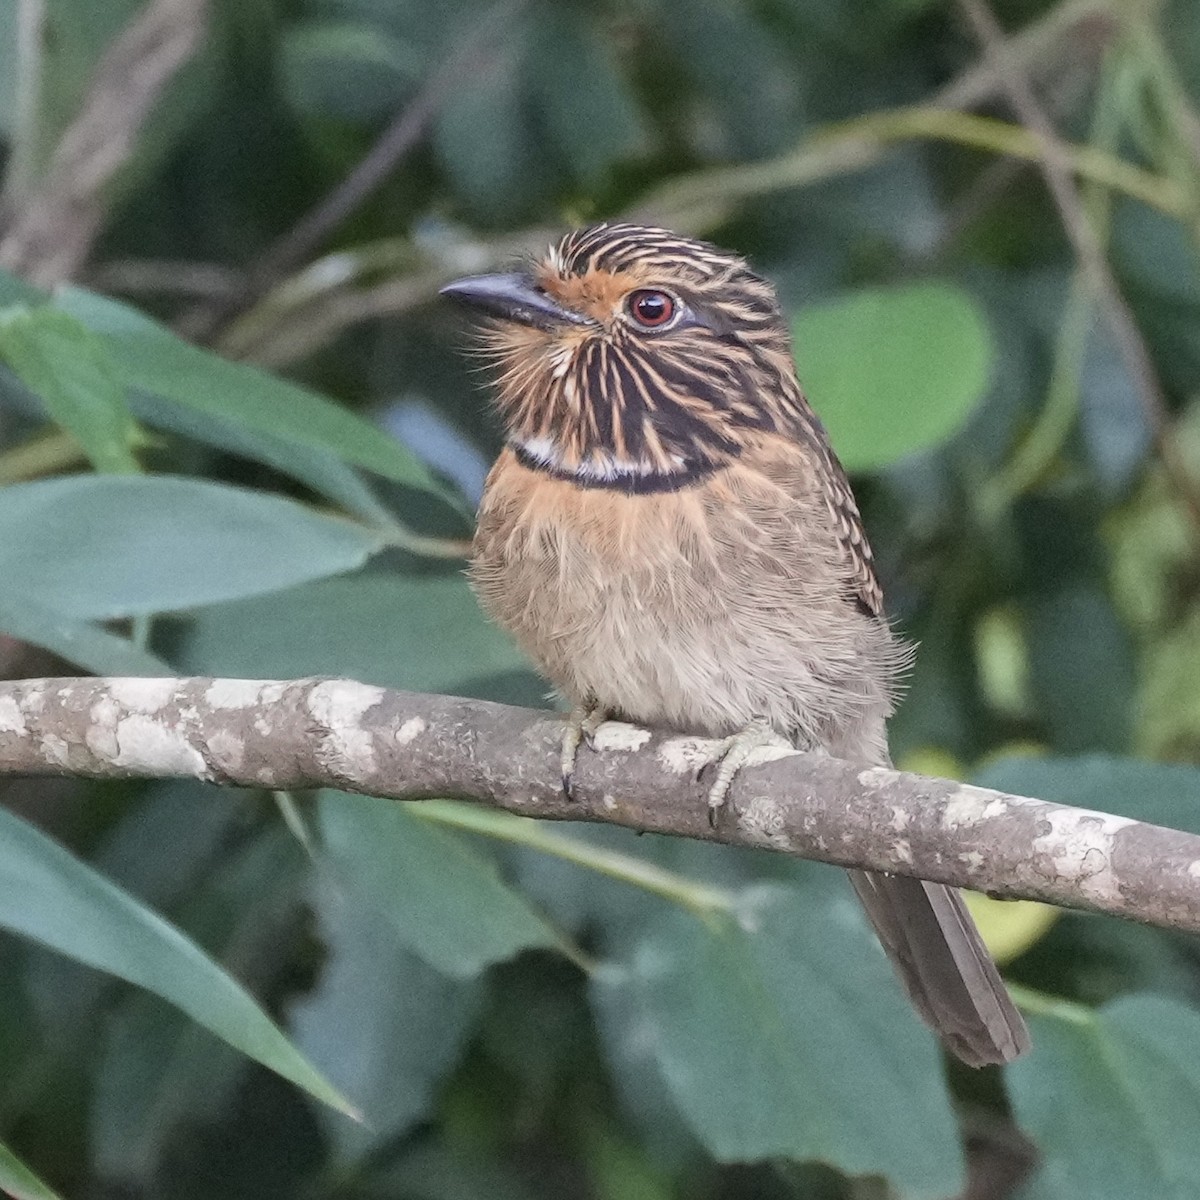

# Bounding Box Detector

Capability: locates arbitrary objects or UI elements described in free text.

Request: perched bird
[442,222,1030,1066]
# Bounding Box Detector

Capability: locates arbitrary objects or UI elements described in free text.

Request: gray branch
[0,676,1197,933]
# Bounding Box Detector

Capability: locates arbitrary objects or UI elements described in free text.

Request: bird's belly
[541,580,818,739]
[471,459,898,753]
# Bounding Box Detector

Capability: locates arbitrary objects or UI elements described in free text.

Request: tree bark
[0,675,1196,933]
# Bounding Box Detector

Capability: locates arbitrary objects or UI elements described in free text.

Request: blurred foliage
[3,0,1200,1197]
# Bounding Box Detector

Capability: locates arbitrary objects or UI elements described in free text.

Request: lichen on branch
[0,675,1197,934]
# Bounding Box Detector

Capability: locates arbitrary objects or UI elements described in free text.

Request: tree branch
[0,676,1197,933]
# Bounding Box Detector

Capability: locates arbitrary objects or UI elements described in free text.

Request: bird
[441,221,1030,1067]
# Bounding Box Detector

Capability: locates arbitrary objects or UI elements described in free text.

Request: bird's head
[442,223,805,490]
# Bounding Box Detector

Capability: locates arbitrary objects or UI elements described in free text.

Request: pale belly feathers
[471,452,902,762]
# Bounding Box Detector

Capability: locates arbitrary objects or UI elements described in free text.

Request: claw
[560,697,607,799]
[705,719,794,826]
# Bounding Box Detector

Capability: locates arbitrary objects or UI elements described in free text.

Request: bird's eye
[627,290,676,328]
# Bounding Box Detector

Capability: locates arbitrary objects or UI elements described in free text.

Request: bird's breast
[470,448,898,755]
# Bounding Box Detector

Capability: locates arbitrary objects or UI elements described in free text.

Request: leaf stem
[1006,981,1096,1025]
[409,800,736,917]
[0,429,86,484]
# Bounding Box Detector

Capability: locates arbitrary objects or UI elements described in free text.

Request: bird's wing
[754,411,885,620]
[823,457,884,619]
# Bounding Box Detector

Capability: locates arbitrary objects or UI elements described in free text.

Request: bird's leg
[704,718,795,827]
[561,695,608,799]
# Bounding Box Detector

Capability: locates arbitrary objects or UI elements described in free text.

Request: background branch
[176,0,526,344]
[956,0,1200,531]
[0,675,1196,935]
[0,0,208,287]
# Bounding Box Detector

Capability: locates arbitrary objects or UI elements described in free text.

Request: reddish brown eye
[627,290,675,328]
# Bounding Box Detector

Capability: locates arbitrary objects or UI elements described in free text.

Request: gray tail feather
[848,869,1031,1067]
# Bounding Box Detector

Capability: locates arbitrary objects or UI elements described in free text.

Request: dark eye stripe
[617,354,747,458]
[636,358,723,426]
[585,344,614,447]
[604,348,635,459]
[645,351,737,403]
[616,348,665,418]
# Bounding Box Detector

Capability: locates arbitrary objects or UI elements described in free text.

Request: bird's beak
[439,272,585,329]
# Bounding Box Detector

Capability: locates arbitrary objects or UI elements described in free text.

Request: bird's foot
[561,697,608,799]
[705,719,794,827]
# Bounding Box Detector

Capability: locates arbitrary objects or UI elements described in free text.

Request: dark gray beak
[439,272,585,329]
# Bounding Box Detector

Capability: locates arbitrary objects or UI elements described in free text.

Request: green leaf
[290,875,484,1161]
[53,288,452,503]
[1136,605,1200,759]
[0,804,353,1116]
[782,0,937,48]
[418,801,734,917]
[434,38,539,223]
[92,990,245,1183]
[887,601,978,760]
[1112,201,1200,308]
[317,793,564,978]
[172,569,534,700]
[665,0,802,156]
[530,9,645,183]
[128,388,396,527]
[589,945,700,1165]
[581,1112,675,1200]
[0,475,386,618]
[91,823,307,1182]
[1009,995,1200,1199]
[1024,581,1134,753]
[366,1143,541,1200]
[279,20,420,123]
[1078,317,1151,492]
[591,883,963,1195]
[0,1141,63,1200]
[0,306,141,473]
[974,754,1200,835]
[0,585,172,675]
[0,269,44,308]
[793,281,993,471]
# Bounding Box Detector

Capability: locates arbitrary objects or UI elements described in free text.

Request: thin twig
[85,258,246,301]
[978,37,1128,513]
[191,0,1158,371]
[0,0,209,287]
[1,0,46,203]
[956,0,1200,531]
[217,237,552,367]
[230,106,1183,372]
[177,0,525,343]
[633,106,1182,234]
[936,0,1113,111]
[256,0,522,282]
[1122,15,1200,188]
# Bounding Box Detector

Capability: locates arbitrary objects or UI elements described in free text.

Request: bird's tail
[848,869,1031,1066]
